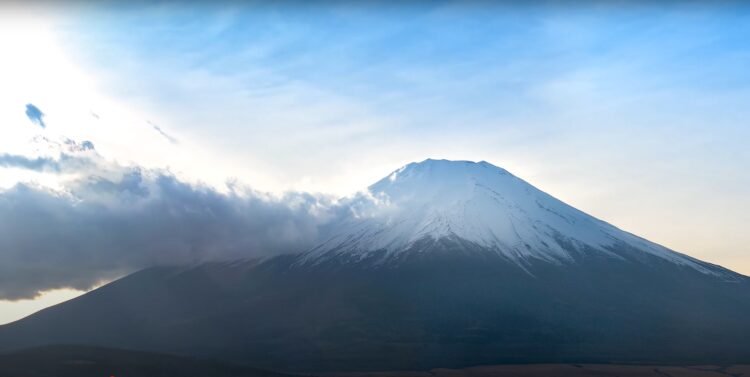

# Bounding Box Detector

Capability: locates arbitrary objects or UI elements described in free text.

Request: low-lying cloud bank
[0,143,348,300]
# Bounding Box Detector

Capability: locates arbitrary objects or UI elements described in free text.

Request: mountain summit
[304,159,726,275]
[1,159,749,372]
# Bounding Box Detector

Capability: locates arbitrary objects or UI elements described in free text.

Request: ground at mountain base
[326,364,750,377]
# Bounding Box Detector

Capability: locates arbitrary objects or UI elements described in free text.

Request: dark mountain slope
[0,345,293,377]
[1,239,749,372]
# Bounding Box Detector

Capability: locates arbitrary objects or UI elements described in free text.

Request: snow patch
[300,159,726,276]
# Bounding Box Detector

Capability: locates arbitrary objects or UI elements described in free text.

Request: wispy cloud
[148,121,179,144]
[0,154,60,172]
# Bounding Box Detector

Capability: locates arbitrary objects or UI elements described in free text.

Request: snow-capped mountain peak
[300,159,728,276]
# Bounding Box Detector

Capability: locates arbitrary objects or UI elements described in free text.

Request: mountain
[302,159,730,273]
[1,159,749,373]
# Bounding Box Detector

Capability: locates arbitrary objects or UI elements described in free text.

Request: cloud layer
[0,154,60,172]
[0,144,343,300]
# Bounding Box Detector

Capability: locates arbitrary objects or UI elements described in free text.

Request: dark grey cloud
[0,167,340,300]
[81,169,151,201]
[25,104,46,128]
[0,137,366,300]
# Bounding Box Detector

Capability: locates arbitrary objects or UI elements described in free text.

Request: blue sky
[56,1,750,190]
[0,1,749,322]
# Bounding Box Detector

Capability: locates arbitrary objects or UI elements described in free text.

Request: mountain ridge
[301,159,736,279]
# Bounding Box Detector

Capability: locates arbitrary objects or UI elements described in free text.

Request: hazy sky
[1,1,749,324]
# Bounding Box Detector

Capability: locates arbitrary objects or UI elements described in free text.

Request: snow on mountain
[301,159,725,275]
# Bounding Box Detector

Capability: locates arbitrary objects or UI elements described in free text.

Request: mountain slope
[0,159,748,372]
[303,159,730,275]
[0,345,293,377]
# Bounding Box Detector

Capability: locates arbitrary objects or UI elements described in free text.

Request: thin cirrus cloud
[64,1,750,197]
[148,121,179,145]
